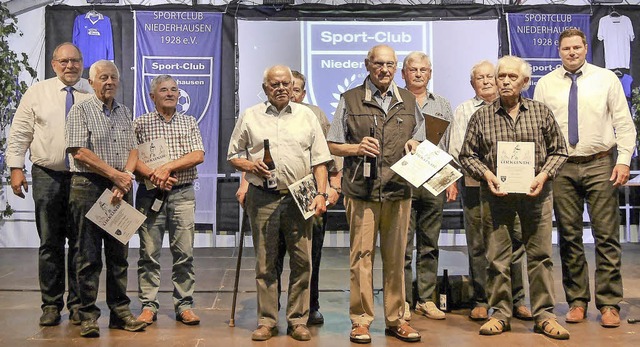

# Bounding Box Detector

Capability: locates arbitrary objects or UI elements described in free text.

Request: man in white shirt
[534,28,636,328]
[6,42,92,327]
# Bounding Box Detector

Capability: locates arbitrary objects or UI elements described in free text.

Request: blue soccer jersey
[73,12,114,68]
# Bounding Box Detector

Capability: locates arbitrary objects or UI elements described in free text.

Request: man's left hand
[404,139,420,154]
[111,186,125,204]
[309,195,327,216]
[610,164,630,187]
[445,184,458,202]
[527,172,549,197]
[327,187,340,208]
[150,164,172,187]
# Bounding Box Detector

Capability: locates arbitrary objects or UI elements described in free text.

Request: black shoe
[39,307,61,326]
[308,310,324,325]
[80,319,100,338]
[109,315,146,332]
[69,309,81,326]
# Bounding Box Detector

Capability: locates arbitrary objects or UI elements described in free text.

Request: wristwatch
[315,192,329,200]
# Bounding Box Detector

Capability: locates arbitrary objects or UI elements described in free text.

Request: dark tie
[64,86,74,116]
[567,72,581,146]
[64,86,74,169]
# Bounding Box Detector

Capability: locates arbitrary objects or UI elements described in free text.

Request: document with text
[138,138,170,189]
[496,141,535,194]
[85,189,147,245]
[391,140,453,187]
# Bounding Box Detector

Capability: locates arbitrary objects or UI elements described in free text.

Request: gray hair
[365,45,398,64]
[262,65,293,85]
[89,60,119,81]
[403,51,431,70]
[150,74,176,94]
[496,55,532,90]
[469,60,494,81]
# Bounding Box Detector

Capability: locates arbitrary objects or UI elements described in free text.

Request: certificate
[138,138,170,189]
[391,140,452,188]
[423,164,462,196]
[288,174,321,220]
[85,189,147,245]
[496,141,535,194]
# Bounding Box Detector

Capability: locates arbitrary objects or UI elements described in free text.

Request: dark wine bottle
[150,189,166,212]
[439,269,450,312]
[363,126,377,180]
[263,139,277,190]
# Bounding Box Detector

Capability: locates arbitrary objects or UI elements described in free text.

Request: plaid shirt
[459,97,568,182]
[133,111,204,185]
[66,95,136,172]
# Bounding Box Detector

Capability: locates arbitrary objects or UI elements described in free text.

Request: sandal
[534,318,570,340]
[479,317,510,335]
[350,323,371,344]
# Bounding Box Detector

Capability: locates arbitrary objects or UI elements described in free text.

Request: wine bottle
[263,139,277,189]
[363,126,377,180]
[439,269,450,312]
[150,189,166,212]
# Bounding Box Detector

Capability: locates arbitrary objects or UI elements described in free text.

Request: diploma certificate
[496,141,535,194]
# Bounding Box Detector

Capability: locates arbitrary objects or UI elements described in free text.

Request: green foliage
[0,4,37,219]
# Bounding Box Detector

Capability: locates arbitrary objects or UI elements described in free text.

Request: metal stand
[228,210,247,327]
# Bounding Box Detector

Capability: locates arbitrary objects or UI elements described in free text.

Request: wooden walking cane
[229,209,248,327]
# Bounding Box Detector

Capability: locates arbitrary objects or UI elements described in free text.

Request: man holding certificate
[133,75,205,326]
[459,55,569,339]
[66,60,146,338]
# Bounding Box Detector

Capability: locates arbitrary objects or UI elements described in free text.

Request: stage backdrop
[506,13,591,98]
[134,11,222,225]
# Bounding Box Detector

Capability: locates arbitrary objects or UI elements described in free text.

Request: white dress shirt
[6,77,92,171]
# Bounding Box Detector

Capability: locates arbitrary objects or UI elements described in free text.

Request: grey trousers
[480,183,556,323]
[553,155,623,310]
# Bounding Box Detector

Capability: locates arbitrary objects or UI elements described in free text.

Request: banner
[301,22,430,121]
[134,11,222,225]
[506,13,591,98]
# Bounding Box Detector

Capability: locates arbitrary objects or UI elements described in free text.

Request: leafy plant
[632,87,640,147]
[0,4,37,219]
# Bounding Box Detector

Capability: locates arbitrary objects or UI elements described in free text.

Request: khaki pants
[345,196,411,327]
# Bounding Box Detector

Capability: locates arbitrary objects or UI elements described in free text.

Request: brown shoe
[469,306,489,321]
[251,325,277,341]
[288,324,311,341]
[350,324,371,344]
[534,318,570,340]
[177,309,200,325]
[479,318,511,335]
[385,322,421,343]
[137,309,157,325]
[566,306,586,323]
[513,305,533,321]
[600,307,620,328]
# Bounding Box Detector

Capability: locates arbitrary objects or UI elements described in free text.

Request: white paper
[496,141,535,194]
[391,140,453,187]
[423,164,463,196]
[138,138,170,190]
[85,189,147,245]
[287,174,327,220]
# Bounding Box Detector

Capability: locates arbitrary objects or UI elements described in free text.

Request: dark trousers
[69,173,132,321]
[276,213,327,311]
[31,165,78,312]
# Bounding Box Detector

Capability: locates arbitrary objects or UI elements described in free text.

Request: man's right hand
[10,168,28,199]
[236,184,248,208]
[248,159,271,178]
[111,170,133,194]
[357,136,380,158]
[483,170,507,197]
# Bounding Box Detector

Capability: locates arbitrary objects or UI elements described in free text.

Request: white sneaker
[403,302,412,321]
[415,301,445,320]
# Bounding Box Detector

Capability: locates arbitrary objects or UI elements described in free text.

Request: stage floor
[0,245,639,346]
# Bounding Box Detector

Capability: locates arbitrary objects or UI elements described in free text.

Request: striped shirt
[459,97,568,182]
[66,95,136,172]
[133,111,204,185]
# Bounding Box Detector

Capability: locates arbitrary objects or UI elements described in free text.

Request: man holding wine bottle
[326,44,424,344]
[227,65,332,342]
[400,51,457,321]
[133,75,205,326]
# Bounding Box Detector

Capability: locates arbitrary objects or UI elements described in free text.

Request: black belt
[567,149,612,164]
[250,184,289,195]
[172,183,192,190]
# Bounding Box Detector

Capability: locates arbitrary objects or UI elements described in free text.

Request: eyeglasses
[371,61,396,69]
[55,58,82,67]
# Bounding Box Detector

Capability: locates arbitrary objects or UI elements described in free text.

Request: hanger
[609,6,620,18]
[613,69,623,78]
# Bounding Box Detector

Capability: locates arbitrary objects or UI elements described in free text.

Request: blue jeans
[69,173,133,321]
[136,184,196,314]
[31,165,78,312]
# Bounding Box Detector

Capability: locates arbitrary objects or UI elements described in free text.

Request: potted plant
[0,3,37,219]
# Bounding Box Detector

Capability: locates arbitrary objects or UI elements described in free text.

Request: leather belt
[567,149,612,164]
[251,184,289,195]
[172,183,192,190]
